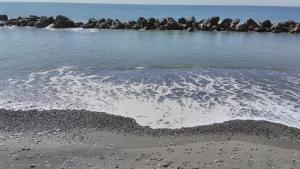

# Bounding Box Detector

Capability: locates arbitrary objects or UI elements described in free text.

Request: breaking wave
[0,66,299,129]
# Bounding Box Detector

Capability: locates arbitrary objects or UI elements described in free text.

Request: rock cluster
[0,14,299,33]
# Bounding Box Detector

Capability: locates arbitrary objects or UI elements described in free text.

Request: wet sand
[0,109,299,169]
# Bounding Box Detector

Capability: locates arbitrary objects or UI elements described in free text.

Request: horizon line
[0,1,299,8]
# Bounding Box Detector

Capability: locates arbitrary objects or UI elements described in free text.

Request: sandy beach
[0,109,299,169]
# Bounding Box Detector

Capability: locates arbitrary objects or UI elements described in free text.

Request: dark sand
[0,109,299,169]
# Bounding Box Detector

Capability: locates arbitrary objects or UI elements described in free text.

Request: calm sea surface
[0,3,300,129]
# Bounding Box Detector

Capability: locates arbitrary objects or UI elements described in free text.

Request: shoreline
[1,15,300,33]
[1,109,300,169]
[1,109,299,145]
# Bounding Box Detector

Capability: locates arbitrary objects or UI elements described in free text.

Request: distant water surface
[0,2,300,22]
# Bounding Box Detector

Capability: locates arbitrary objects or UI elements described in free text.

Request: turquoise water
[0,3,300,129]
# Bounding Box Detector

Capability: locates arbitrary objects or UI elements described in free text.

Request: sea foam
[0,66,299,129]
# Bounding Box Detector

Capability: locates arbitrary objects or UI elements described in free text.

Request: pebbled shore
[0,14,300,33]
[0,109,300,169]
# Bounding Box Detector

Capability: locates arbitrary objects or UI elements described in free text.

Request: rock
[206,16,220,26]
[247,18,259,27]
[187,27,194,32]
[146,17,157,29]
[161,17,179,30]
[53,15,75,28]
[110,20,125,29]
[199,22,209,30]
[230,19,240,30]
[75,22,84,28]
[35,16,54,28]
[235,23,249,32]
[0,21,6,26]
[254,26,265,32]
[17,19,29,27]
[262,20,272,28]
[137,17,147,28]
[27,21,36,27]
[283,20,296,27]
[6,19,18,26]
[246,18,259,31]
[220,18,233,30]
[271,23,288,33]
[97,21,110,29]
[29,15,39,22]
[0,15,8,21]
[290,24,300,33]
[178,17,187,24]
[186,16,196,27]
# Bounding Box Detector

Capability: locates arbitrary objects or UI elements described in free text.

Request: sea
[0,2,300,129]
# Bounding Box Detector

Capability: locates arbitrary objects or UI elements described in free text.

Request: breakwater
[0,15,299,33]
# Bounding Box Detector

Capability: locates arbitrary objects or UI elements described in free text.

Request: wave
[0,66,299,129]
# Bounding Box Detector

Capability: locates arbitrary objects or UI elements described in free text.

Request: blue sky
[0,0,300,6]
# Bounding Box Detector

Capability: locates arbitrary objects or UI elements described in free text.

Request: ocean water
[1,2,300,22]
[0,3,300,129]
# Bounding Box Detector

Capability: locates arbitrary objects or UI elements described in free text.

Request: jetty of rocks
[0,15,299,33]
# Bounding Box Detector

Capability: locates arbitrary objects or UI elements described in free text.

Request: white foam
[0,66,299,129]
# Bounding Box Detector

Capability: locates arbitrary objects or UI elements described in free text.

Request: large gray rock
[5,19,18,26]
[137,17,147,28]
[110,20,125,29]
[206,16,220,26]
[220,18,233,30]
[53,15,75,28]
[0,15,8,21]
[235,23,248,32]
[246,18,259,30]
[35,17,54,28]
[29,15,39,22]
[230,19,240,30]
[271,23,288,33]
[290,24,300,33]
[178,17,187,24]
[186,16,195,23]
[262,20,272,28]
[0,21,6,26]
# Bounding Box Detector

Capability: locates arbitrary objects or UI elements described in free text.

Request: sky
[0,0,300,6]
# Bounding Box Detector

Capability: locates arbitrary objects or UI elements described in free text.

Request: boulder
[206,16,220,26]
[17,19,29,26]
[75,22,84,28]
[178,17,187,24]
[282,20,296,27]
[254,26,265,32]
[6,19,18,26]
[246,18,259,27]
[220,18,233,30]
[146,17,158,29]
[110,20,125,29]
[0,21,6,26]
[0,15,8,21]
[160,17,179,30]
[35,17,54,28]
[137,17,147,28]
[262,20,272,28]
[97,21,110,29]
[271,23,288,33]
[29,15,39,22]
[290,24,300,33]
[235,23,248,32]
[230,19,240,30]
[199,22,209,30]
[53,15,75,28]
[186,27,194,32]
